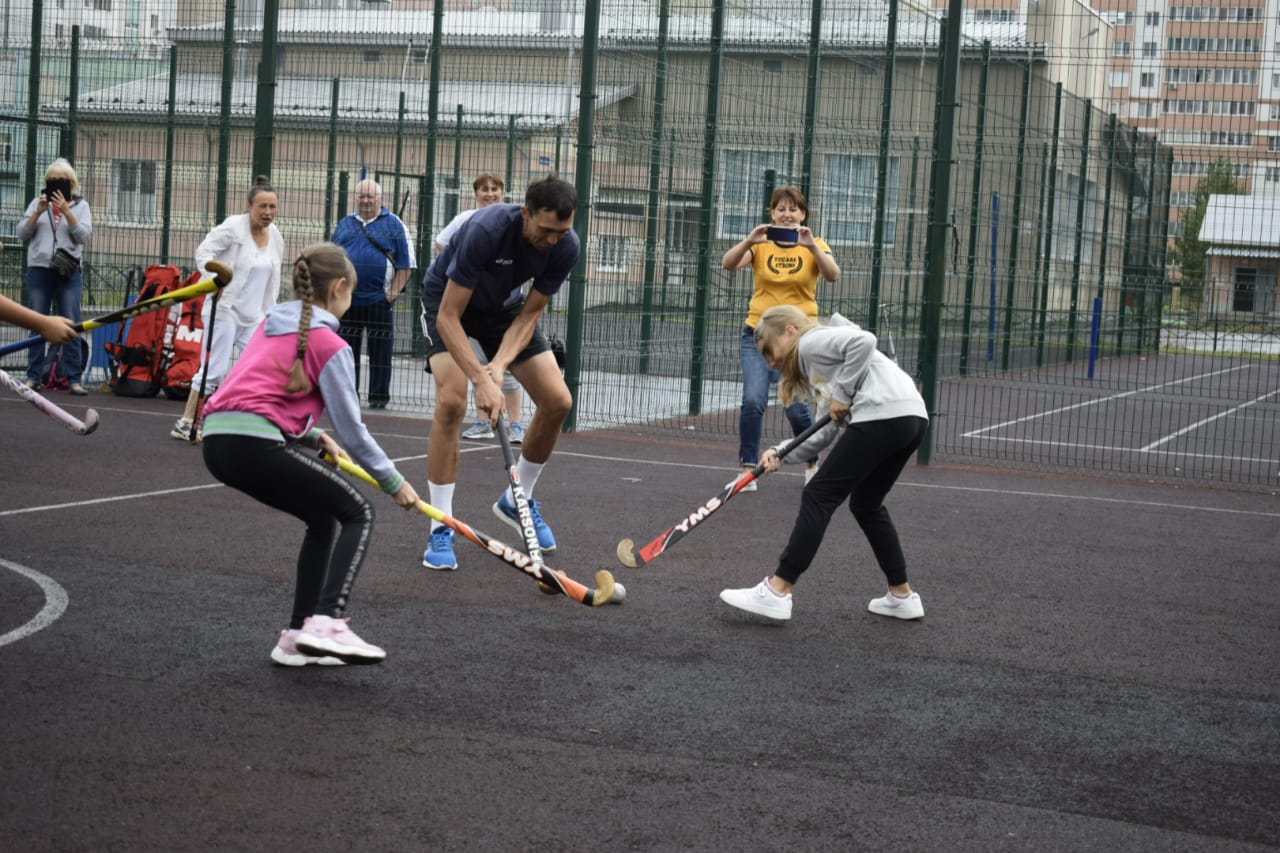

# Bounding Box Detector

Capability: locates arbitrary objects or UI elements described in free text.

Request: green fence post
[869,0,899,333]
[901,136,919,339]
[798,0,822,198]
[689,0,726,417]
[23,0,42,208]
[1002,63,1032,370]
[917,0,964,466]
[564,0,602,431]
[323,78,339,239]
[414,0,445,358]
[66,27,79,162]
[505,113,517,190]
[1036,84,1063,368]
[251,0,280,179]
[161,46,178,264]
[1137,133,1159,351]
[394,91,406,206]
[1095,113,1117,314]
[960,42,991,376]
[216,0,235,223]
[1116,126,1139,356]
[452,103,463,205]
[1066,101,1092,363]
[639,0,671,377]
[1152,142,1174,352]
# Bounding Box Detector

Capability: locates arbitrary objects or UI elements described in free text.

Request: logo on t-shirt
[767,255,804,276]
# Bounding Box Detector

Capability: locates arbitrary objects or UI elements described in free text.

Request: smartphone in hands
[766,226,798,244]
[43,178,72,200]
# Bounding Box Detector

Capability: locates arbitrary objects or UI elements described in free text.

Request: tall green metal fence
[1,0,1275,490]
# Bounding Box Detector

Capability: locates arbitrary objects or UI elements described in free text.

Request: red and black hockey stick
[617,413,834,568]
[0,260,233,358]
[332,454,620,607]
[0,368,99,435]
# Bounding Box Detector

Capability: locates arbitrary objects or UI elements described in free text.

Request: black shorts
[419,293,551,367]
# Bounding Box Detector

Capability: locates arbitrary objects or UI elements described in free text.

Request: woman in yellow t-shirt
[721,185,841,488]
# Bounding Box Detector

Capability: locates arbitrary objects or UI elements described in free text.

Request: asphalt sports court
[1,387,1277,851]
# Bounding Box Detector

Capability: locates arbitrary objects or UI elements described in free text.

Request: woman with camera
[15,157,93,395]
[721,185,840,489]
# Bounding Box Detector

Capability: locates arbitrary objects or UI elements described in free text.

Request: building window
[111,160,157,224]
[0,132,10,162]
[1142,42,1159,58]
[718,149,791,238]
[1110,71,1130,88]
[1047,170,1098,262]
[1144,11,1160,25]
[596,235,630,273]
[1269,138,1280,152]
[1140,73,1155,88]
[411,48,427,64]
[818,154,901,245]
[1114,41,1131,57]
[1233,269,1256,312]
[363,51,381,63]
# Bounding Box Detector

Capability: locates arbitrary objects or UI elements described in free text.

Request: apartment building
[1092,0,1280,233]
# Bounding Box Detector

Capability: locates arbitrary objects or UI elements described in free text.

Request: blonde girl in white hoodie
[719,305,929,623]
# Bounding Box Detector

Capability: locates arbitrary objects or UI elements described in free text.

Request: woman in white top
[171,175,284,441]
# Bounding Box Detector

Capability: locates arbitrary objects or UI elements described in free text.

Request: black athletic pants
[203,434,374,628]
[774,416,928,588]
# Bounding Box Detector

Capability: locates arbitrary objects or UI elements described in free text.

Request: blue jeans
[739,325,815,466]
[26,265,84,385]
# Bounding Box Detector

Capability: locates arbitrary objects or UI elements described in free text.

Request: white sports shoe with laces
[868,590,925,620]
[719,577,792,620]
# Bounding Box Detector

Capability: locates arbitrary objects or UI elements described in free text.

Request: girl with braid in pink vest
[202,242,420,666]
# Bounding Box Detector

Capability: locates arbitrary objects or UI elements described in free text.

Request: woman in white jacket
[172,176,284,441]
[719,305,929,623]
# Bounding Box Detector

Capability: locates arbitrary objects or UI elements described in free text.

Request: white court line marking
[962,436,1277,466]
[1140,387,1280,451]
[0,558,69,648]
[0,453,435,518]
[553,450,1280,518]
[961,364,1253,438]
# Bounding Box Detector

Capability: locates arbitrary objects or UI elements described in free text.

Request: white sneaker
[868,590,925,620]
[720,577,792,620]
[727,470,758,492]
[804,464,819,484]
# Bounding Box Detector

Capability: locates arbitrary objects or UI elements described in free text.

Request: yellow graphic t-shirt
[745,237,832,328]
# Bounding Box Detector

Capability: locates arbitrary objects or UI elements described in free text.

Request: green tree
[1169,158,1244,307]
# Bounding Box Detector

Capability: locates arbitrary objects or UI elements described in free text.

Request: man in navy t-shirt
[418,174,580,571]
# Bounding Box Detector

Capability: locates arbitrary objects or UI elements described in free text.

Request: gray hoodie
[773,313,928,464]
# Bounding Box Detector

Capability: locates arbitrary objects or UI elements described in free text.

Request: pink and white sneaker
[271,629,346,667]
[295,615,386,664]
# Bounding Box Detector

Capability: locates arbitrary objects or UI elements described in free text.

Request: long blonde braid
[286,255,315,393]
[285,242,357,395]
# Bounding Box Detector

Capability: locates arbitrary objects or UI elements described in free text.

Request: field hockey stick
[188,290,222,443]
[330,454,620,607]
[0,260,233,358]
[0,367,99,435]
[495,412,627,603]
[617,413,834,568]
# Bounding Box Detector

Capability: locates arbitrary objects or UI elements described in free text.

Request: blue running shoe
[422,528,458,571]
[493,491,557,553]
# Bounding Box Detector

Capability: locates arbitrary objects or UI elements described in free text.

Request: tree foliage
[1170,159,1245,303]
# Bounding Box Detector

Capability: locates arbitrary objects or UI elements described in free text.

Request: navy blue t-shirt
[422,204,580,313]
